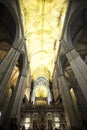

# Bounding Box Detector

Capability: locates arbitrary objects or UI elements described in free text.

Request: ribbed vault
[19,0,69,100]
[20,0,69,80]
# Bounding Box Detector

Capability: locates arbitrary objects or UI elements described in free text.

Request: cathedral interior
[0,0,87,130]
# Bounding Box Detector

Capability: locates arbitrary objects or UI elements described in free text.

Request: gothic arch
[0,3,16,63]
[0,1,21,45]
[66,4,87,46]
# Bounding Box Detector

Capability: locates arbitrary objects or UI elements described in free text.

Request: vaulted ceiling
[19,0,69,81]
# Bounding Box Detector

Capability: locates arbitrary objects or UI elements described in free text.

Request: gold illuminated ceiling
[20,0,69,80]
[35,85,48,97]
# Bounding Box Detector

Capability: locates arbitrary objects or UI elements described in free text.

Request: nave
[0,0,87,130]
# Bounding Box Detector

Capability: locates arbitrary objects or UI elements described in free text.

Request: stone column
[10,74,27,120]
[73,79,87,111]
[10,74,27,130]
[0,48,20,106]
[55,59,81,129]
[1,73,27,130]
[53,69,59,101]
[66,49,87,102]
[0,88,12,126]
[72,79,87,126]
[0,47,18,81]
[0,39,24,82]
[58,74,81,130]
